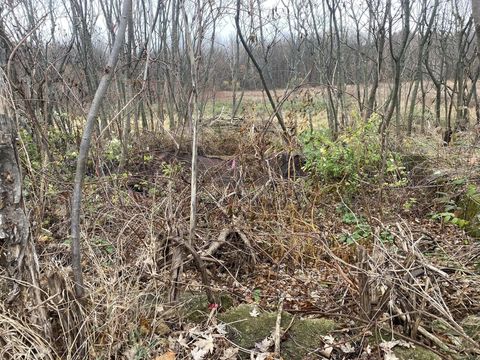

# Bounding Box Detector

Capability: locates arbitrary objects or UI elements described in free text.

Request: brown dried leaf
[155,351,176,360]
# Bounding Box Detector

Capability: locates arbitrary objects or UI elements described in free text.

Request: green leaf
[452,177,467,186]
[252,289,261,303]
[342,212,357,224]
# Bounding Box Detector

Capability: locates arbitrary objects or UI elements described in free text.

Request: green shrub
[19,128,41,170]
[300,115,383,184]
[300,115,406,186]
[104,138,122,162]
[337,205,395,245]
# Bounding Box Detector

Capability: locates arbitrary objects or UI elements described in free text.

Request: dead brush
[39,261,171,359]
[319,220,480,358]
[245,182,322,265]
[239,157,346,267]
[10,122,480,359]
[33,168,186,359]
[0,300,58,359]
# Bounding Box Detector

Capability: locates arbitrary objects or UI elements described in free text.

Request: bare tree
[381,0,410,133]
[70,0,132,298]
[235,0,290,141]
[473,0,480,57]
[0,8,51,340]
[406,0,439,135]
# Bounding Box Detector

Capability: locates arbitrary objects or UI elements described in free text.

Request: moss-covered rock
[282,318,336,359]
[393,346,442,360]
[218,304,293,349]
[431,316,480,355]
[216,303,445,360]
[218,304,336,360]
[181,293,234,323]
[375,329,442,360]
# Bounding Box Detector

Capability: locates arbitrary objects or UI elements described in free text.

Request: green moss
[219,305,336,360]
[218,304,293,349]
[181,293,234,323]
[393,346,442,360]
[374,328,442,360]
[431,319,450,333]
[282,318,337,359]
[431,317,480,354]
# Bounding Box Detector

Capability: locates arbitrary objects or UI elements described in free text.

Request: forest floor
[4,121,480,360]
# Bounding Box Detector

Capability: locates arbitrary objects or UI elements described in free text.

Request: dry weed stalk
[321,220,480,357]
[0,302,57,359]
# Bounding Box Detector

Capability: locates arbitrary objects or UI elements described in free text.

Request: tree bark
[381,0,410,132]
[365,0,390,121]
[472,0,480,125]
[0,113,51,337]
[407,0,438,135]
[472,0,480,62]
[0,9,51,340]
[0,115,29,303]
[70,0,132,298]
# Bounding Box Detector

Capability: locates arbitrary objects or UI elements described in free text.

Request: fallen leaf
[216,323,228,335]
[191,335,215,360]
[220,347,239,359]
[321,335,335,358]
[252,353,273,360]
[255,336,273,353]
[379,340,413,351]
[323,335,334,343]
[384,352,399,360]
[155,351,176,360]
[379,340,413,360]
[188,326,203,337]
[340,342,355,353]
[176,334,189,348]
[138,316,152,336]
[249,306,260,318]
[365,344,372,354]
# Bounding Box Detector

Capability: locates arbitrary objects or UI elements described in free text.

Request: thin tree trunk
[407,0,438,135]
[381,0,410,132]
[365,0,390,120]
[472,0,480,62]
[183,1,201,246]
[70,0,132,298]
[420,74,426,133]
[235,0,289,142]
